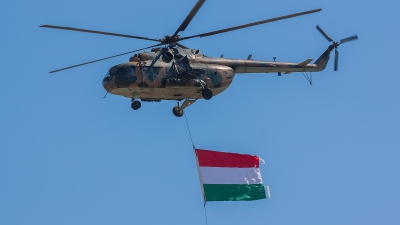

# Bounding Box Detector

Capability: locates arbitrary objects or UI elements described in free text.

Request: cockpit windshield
[106,66,118,77]
[106,65,136,78]
[116,66,135,77]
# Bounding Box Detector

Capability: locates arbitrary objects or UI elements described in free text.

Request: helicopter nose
[102,76,109,86]
[102,76,115,92]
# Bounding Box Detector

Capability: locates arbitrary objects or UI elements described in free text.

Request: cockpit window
[106,66,118,77]
[116,66,135,77]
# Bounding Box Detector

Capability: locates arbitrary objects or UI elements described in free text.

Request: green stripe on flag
[203,184,266,201]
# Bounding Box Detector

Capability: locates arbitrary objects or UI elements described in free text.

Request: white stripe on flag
[199,167,263,185]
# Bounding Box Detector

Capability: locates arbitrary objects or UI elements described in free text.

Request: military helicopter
[41,0,358,117]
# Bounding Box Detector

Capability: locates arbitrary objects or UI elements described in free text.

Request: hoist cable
[184,112,195,149]
[184,112,209,225]
[203,204,209,225]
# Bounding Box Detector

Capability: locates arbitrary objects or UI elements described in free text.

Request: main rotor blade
[49,44,162,73]
[340,35,358,44]
[316,25,333,42]
[40,25,160,42]
[172,0,206,37]
[180,8,321,40]
[334,49,339,71]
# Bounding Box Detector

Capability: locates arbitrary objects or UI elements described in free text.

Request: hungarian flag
[195,149,267,202]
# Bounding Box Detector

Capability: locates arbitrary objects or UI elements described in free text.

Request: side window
[126,66,135,77]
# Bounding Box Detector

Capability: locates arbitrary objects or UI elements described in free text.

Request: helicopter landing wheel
[172,106,184,117]
[131,101,141,110]
[202,88,213,100]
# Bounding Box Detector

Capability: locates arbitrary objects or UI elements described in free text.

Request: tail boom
[191,57,325,74]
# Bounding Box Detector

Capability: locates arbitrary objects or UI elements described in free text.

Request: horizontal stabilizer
[297,59,313,67]
[284,72,292,74]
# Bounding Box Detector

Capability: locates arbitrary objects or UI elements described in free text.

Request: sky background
[1,0,399,224]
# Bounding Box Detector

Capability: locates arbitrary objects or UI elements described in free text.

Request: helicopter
[40,0,358,117]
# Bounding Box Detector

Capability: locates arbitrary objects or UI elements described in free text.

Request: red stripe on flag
[196,149,259,168]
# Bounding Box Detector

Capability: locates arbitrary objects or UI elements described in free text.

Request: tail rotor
[316,25,358,71]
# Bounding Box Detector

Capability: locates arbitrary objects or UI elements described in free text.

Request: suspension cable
[184,112,195,149]
[184,112,209,225]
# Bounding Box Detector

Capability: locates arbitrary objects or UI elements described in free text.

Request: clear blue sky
[1,0,399,224]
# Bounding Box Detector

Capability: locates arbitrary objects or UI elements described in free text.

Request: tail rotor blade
[316,25,333,42]
[340,35,358,44]
[334,49,339,71]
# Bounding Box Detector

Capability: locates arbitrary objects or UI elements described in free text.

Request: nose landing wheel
[131,100,141,110]
[202,88,213,100]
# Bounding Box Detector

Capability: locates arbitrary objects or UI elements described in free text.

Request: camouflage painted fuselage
[102,46,331,101]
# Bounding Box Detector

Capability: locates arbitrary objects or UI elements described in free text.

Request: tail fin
[314,45,334,71]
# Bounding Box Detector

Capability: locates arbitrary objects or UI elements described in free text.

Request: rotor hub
[160,35,181,46]
[333,41,340,48]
